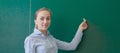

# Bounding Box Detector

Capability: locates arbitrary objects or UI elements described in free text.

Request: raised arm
[55,18,88,51]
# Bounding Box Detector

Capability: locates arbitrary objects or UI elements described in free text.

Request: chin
[42,28,48,31]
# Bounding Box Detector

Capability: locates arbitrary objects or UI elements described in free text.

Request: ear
[34,20,38,25]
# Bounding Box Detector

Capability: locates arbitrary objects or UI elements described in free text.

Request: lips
[42,25,48,27]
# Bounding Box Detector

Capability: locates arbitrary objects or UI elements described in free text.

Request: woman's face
[35,10,51,31]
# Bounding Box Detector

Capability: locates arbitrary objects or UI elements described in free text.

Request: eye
[40,17,44,20]
[46,17,50,20]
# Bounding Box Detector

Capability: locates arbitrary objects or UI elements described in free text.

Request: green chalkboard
[0,0,29,53]
[0,0,120,53]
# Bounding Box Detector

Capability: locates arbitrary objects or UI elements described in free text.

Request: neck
[35,27,48,36]
[39,30,47,36]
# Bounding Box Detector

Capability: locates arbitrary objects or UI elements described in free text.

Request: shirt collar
[33,27,50,37]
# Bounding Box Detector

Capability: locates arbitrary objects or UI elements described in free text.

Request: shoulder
[24,33,41,43]
[49,34,58,42]
[49,34,55,39]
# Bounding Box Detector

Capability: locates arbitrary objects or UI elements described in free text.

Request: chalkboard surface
[0,0,120,53]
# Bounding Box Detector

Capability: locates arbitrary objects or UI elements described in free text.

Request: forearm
[69,29,83,50]
[57,29,83,50]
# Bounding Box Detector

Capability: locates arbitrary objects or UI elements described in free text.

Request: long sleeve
[24,37,36,53]
[55,30,83,51]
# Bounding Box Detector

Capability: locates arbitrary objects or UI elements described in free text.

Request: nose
[43,19,47,24]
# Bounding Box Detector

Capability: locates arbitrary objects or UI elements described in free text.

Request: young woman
[24,7,88,53]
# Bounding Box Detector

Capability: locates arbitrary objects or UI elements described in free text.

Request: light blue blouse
[24,28,83,53]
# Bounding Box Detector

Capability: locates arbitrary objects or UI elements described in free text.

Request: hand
[79,18,88,31]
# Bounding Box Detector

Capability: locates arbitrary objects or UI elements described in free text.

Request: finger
[83,18,86,22]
